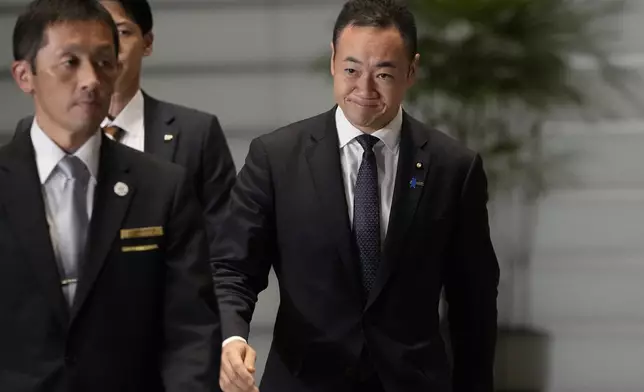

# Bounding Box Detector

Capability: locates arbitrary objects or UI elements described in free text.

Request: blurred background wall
[1,1,643,391]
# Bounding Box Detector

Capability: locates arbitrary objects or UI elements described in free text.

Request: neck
[53,133,94,153]
[355,126,378,134]
[109,83,139,118]
[37,121,95,153]
[34,106,97,152]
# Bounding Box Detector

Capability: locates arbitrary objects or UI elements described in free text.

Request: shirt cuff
[222,336,247,347]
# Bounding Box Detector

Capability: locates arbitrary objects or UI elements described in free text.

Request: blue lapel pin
[409,177,424,189]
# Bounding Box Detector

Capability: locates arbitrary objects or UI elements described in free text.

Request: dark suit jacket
[14,92,237,251]
[0,131,222,392]
[212,108,500,392]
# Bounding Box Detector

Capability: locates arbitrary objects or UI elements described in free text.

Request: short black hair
[332,0,417,60]
[108,0,153,35]
[13,0,119,72]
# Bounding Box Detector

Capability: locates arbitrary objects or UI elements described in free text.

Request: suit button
[345,366,355,377]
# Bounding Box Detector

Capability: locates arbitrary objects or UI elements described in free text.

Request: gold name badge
[120,226,164,239]
[122,244,159,253]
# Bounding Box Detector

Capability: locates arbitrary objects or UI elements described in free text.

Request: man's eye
[62,58,77,67]
[98,60,115,68]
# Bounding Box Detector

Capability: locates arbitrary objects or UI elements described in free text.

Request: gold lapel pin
[416,162,423,169]
[164,134,174,142]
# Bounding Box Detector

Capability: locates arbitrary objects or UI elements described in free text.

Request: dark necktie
[353,134,380,297]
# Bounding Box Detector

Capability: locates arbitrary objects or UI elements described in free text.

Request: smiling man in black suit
[212,1,500,392]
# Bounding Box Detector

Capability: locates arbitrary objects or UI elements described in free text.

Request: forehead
[99,1,134,24]
[336,25,406,57]
[41,21,116,53]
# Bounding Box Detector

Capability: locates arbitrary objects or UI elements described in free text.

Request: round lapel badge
[114,181,129,197]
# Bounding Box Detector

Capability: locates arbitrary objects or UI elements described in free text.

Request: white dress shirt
[336,105,402,241]
[31,120,101,299]
[222,106,403,347]
[101,89,145,151]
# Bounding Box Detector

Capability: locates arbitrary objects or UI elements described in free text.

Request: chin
[348,116,378,130]
[69,115,102,132]
[67,124,95,135]
[347,109,379,123]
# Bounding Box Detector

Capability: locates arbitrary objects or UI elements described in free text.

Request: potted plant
[405,0,636,390]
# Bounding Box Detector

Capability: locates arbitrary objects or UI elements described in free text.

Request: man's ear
[12,60,35,94]
[407,53,420,86]
[143,31,154,57]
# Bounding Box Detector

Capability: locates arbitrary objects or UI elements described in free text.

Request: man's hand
[220,340,259,392]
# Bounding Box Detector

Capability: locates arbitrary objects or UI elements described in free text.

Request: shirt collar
[30,118,102,184]
[100,89,145,137]
[335,105,402,152]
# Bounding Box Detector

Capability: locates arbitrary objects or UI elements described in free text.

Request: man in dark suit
[1,1,221,391]
[213,1,500,391]
[15,0,237,249]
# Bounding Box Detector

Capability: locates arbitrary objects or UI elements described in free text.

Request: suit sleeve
[199,115,237,254]
[162,168,222,392]
[444,154,500,392]
[211,137,275,340]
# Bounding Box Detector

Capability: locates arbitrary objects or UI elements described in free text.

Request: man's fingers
[220,355,245,392]
[220,354,236,382]
[220,348,254,392]
[227,347,256,389]
[244,347,257,373]
[219,370,234,392]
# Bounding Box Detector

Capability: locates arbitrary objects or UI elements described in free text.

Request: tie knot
[58,155,90,185]
[104,125,124,141]
[355,134,379,152]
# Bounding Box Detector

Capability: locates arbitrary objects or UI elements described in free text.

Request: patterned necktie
[56,155,91,306]
[104,125,124,142]
[353,134,381,297]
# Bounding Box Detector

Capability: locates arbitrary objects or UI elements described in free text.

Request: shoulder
[144,94,221,132]
[406,113,478,168]
[15,115,34,132]
[253,110,331,153]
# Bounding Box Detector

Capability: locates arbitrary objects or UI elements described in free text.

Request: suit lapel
[366,113,432,309]
[305,109,363,299]
[0,131,70,326]
[70,136,135,320]
[143,93,179,162]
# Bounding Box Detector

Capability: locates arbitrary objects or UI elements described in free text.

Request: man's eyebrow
[343,57,397,68]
